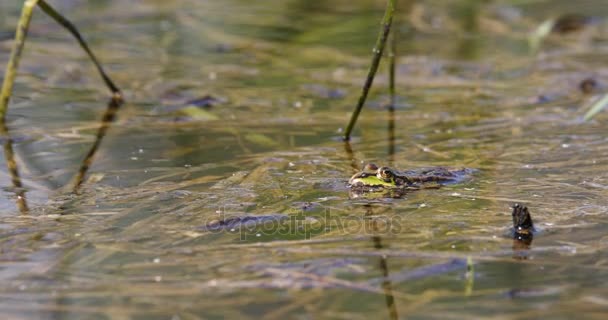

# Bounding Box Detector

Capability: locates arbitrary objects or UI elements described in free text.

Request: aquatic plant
[343,0,397,141]
[0,0,121,120]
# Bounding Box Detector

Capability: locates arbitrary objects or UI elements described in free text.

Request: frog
[348,163,472,191]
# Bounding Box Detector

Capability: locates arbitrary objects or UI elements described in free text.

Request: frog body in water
[348,163,472,192]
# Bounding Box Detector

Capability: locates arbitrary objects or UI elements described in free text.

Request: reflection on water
[0,120,28,213]
[1,0,608,318]
[368,205,399,320]
[70,96,122,193]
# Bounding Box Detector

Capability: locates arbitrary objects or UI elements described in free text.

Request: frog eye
[381,168,392,177]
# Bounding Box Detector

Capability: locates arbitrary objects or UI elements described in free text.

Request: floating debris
[512,204,535,257]
[512,204,534,241]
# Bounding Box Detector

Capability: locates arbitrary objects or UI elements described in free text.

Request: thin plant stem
[387,0,398,165]
[0,0,122,121]
[70,96,123,193]
[388,21,397,109]
[388,108,395,165]
[343,0,396,141]
[343,139,364,172]
[368,206,399,320]
[37,0,122,98]
[464,256,474,296]
[0,0,40,121]
[373,235,399,320]
[0,121,29,214]
[583,93,608,121]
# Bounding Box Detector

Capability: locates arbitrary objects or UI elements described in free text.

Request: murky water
[1,0,608,318]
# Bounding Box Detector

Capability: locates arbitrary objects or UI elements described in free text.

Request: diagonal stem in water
[0,0,40,121]
[70,96,123,193]
[37,0,122,98]
[0,121,29,214]
[0,0,122,121]
[343,0,396,141]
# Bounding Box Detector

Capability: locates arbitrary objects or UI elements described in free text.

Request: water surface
[1,0,608,318]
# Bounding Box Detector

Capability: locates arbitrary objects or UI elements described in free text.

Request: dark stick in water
[367,206,399,320]
[343,140,361,172]
[70,97,123,193]
[511,204,535,259]
[343,0,396,141]
[0,121,29,214]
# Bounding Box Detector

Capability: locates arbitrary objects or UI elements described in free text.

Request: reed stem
[0,0,40,121]
[343,0,396,141]
[37,0,121,98]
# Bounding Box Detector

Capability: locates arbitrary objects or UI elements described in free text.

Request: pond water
[1,0,608,318]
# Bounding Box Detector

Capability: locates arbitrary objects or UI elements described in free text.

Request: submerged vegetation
[0,0,608,318]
